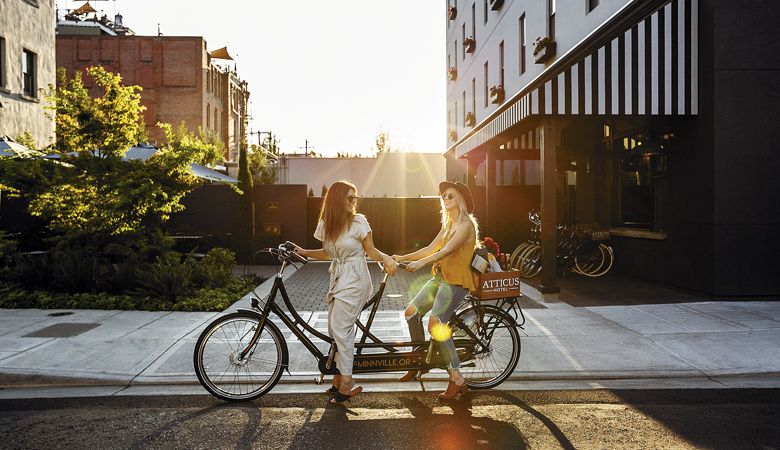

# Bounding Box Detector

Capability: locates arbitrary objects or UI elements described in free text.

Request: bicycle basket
[475,269,521,300]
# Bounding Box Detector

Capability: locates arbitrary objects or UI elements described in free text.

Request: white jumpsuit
[314,214,373,376]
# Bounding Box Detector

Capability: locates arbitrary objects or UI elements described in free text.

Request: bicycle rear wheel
[194,312,287,401]
[451,305,521,389]
[519,245,542,278]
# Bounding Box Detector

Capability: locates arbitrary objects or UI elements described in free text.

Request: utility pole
[299,139,315,157]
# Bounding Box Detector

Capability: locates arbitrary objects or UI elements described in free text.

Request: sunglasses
[347,195,359,203]
[441,193,456,200]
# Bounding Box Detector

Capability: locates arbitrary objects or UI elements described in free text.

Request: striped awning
[456,0,698,159]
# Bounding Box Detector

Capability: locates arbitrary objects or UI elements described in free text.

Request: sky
[59,0,446,156]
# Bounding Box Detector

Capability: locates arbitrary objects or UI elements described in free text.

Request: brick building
[56,13,249,165]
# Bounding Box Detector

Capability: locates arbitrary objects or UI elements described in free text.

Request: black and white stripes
[456,0,698,159]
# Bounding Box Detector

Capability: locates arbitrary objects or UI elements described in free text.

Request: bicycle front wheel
[194,312,287,401]
[452,305,521,389]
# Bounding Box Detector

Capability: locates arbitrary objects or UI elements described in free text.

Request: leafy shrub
[0,232,19,279]
[134,252,193,301]
[190,247,235,288]
[10,252,52,288]
[50,245,99,293]
[0,275,257,312]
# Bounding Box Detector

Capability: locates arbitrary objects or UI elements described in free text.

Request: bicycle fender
[235,308,290,373]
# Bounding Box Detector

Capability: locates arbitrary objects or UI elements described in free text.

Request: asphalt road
[1,389,779,449]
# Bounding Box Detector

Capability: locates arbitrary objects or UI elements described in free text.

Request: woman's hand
[405,260,426,272]
[391,254,403,262]
[382,256,398,275]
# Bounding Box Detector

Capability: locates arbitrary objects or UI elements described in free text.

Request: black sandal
[330,385,363,404]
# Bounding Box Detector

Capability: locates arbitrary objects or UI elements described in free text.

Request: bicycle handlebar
[279,241,308,265]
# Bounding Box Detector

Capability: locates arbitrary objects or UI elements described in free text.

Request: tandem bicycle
[193,242,525,401]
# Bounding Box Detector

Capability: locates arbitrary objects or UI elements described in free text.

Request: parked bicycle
[193,242,525,401]
[510,211,614,278]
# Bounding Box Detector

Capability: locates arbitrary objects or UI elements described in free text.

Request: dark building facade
[445,0,780,295]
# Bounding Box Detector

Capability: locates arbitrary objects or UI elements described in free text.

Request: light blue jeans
[406,275,468,369]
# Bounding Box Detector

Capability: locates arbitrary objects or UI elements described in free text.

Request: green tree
[14,132,38,151]
[156,122,224,166]
[237,134,253,242]
[373,130,394,155]
[3,69,217,236]
[48,67,146,158]
[248,144,277,185]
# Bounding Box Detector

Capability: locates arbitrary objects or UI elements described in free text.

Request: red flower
[483,237,500,255]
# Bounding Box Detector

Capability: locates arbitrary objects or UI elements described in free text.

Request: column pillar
[485,148,496,235]
[539,121,560,293]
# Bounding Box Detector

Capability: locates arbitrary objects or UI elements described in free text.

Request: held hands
[382,256,398,275]
[405,260,425,272]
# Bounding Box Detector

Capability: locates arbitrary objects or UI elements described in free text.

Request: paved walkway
[1,261,779,399]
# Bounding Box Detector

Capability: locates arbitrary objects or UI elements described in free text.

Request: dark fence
[306,197,442,254]
[2,183,537,262]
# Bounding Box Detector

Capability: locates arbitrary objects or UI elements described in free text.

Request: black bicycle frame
[240,260,507,375]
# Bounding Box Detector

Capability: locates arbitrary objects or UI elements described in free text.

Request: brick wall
[56,35,223,147]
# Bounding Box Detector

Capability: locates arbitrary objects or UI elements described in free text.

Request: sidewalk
[1,262,779,399]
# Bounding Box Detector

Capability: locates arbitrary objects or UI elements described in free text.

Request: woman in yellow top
[392,181,479,400]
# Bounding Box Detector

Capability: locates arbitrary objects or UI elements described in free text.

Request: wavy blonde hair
[439,188,479,248]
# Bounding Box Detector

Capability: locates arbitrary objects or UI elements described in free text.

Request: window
[499,41,504,87]
[519,15,526,75]
[497,160,541,185]
[462,91,466,126]
[462,24,466,60]
[615,130,669,230]
[471,78,476,120]
[548,0,556,39]
[483,61,489,107]
[587,0,600,13]
[454,100,458,130]
[471,3,476,40]
[22,49,37,98]
[0,37,6,89]
[454,41,458,71]
[206,105,211,128]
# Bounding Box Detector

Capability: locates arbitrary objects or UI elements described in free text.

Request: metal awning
[124,144,239,184]
[455,0,698,159]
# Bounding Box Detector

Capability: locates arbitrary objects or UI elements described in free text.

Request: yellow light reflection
[406,274,433,301]
[430,322,452,342]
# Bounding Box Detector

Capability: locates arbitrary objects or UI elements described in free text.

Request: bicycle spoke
[195,314,285,400]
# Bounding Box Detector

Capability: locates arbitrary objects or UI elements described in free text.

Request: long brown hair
[319,180,357,243]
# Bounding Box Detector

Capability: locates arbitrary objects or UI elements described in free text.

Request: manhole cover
[23,323,100,338]
[47,311,74,317]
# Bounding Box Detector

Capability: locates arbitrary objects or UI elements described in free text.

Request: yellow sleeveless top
[432,223,478,292]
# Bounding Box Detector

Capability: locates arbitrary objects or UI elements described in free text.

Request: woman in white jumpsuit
[295,180,397,403]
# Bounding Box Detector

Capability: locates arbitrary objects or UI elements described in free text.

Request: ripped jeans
[405,275,468,370]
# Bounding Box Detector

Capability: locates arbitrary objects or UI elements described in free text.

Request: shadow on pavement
[286,393,529,450]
